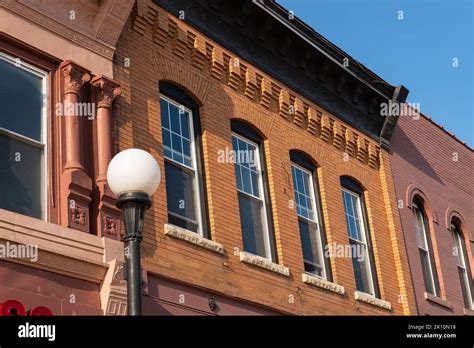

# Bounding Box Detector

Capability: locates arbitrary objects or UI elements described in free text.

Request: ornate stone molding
[239,251,290,277]
[92,74,122,109]
[102,215,118,237]
[164,223,224,254]
[354,291,392,310]
[100,259,128,315]
[302,273,345,295]
[71,205,87,226]
[1,0,134,59]
[61,60,91,95]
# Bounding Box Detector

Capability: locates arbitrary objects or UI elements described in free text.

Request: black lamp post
[107,149,161,316]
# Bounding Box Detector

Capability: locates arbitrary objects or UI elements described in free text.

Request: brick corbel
[60,61,93,233]
[91,75,122,240]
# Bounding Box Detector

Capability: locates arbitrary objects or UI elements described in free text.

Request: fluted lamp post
[107,149,161,316]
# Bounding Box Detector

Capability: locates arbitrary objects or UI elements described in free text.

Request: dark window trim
[231,120,277,263]
[290,150,332,281]
[159,81,210,239]
[340,176,380,297]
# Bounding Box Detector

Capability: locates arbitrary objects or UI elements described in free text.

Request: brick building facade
[390,114,473,315]
[111,0,416,315]
[0,0,470,316]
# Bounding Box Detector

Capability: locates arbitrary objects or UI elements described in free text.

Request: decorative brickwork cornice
[131,1,381,169]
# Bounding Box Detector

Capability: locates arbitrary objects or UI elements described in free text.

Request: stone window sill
[463,307,474,316]
[424,292,453,310]
[239,251,290,276]
[355,291,392,310]
[302,273,345,295]
[164,223,224,255]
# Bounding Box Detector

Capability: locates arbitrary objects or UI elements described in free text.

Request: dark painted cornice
[153,0,408,147]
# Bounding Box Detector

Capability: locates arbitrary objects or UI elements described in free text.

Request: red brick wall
[112,1,416,315]
[390,115,474,315]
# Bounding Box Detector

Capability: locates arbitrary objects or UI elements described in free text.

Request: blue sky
[278,0,473,147]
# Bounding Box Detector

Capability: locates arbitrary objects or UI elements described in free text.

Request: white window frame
[342,188,376,296]
[453,227,474,310]
[232,133,273,261]
[413,202,439,296]
[291,162,327,279]
[160,94,204,237]
[0,52,48,221]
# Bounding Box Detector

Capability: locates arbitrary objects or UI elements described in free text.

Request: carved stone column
[91,75,122,240]
[60,60,93,233]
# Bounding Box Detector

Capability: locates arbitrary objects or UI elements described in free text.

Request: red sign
[0,300,53,316]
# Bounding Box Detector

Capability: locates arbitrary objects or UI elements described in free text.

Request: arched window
[452,219,473,309]
[159,81,209,237]
[340,177,379,296]
[412,197,439,296]
[290,151,330,280]
[231,120,276,261]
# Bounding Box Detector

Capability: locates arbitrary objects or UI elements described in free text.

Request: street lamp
[107,149,161,316]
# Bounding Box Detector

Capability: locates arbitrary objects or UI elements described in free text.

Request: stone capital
[92,75,121,109]
[60,60,91,95]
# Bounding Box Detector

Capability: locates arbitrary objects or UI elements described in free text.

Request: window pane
[454,231,474,309]
[348,216,359,240]
[234,162,243,191]
[233,136,259,197]
[171,133,182,154]
[297,169,305,194]
[0,59,43,141]
[169,103,181,134]
[164,161,197,230]
[238,193,266,257]
[458,267,472,309]
[419,250,434,294]
[413,207,427,250]
[0,134,42,218]
[343,191,361,241]
[180,111,190,140]
[160,98,169,129]
[182,139,191,163]
[241,167,252,194]
[353,217,362,241]
[301,170,309,196]
[232,136,239,158]
[250,170,259,197]
[350,240,372,294]
[454,232,465,268]
[343,191,354,217]
[162,129,171,151]
[292,165,315,221]
[299,220,324,276]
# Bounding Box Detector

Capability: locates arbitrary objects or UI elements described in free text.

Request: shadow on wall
[391,124,444,186]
